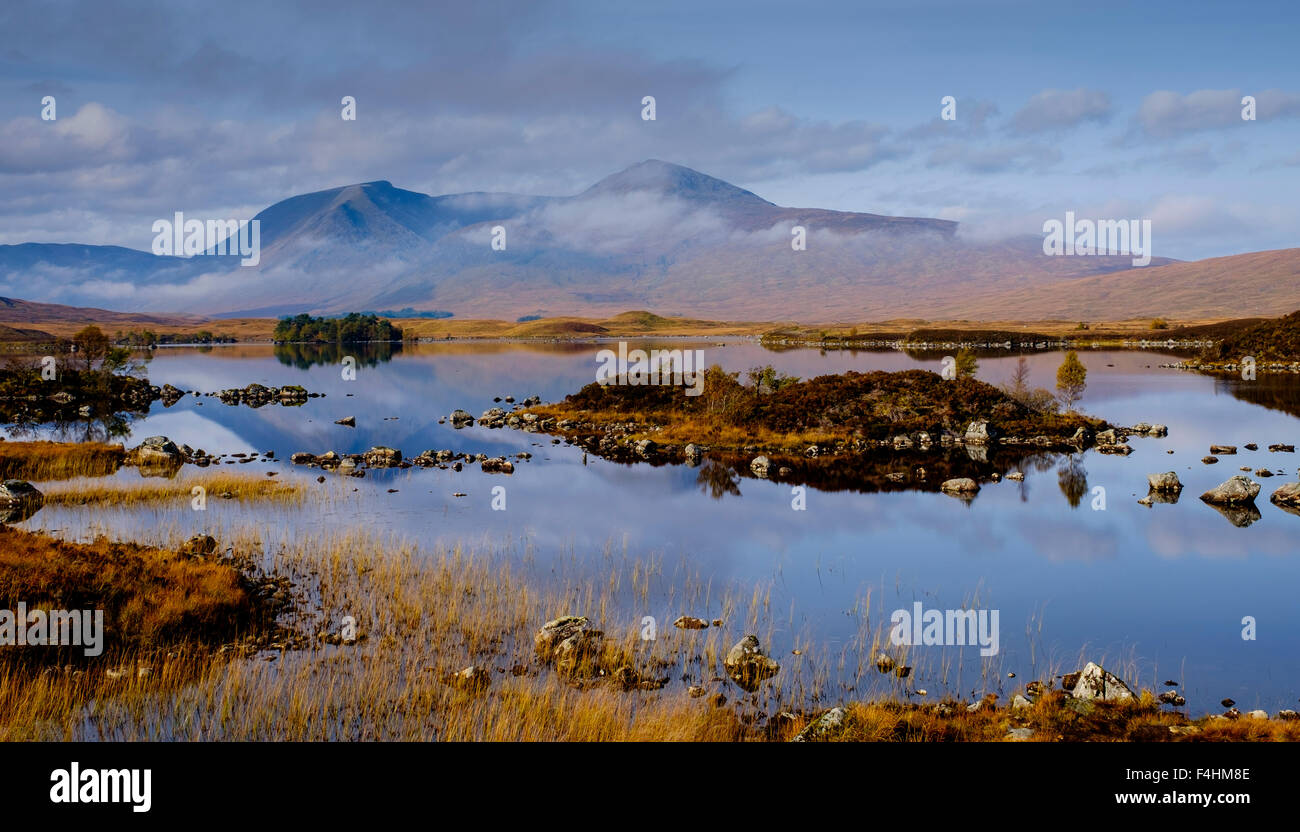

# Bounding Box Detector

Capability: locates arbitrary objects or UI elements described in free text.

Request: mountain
[0,160,1190,321]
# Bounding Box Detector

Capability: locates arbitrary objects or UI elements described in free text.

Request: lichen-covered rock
[1200,475,1261,505]
[1147,472,1182,492]
[724,634,780,691]
[1070,662,1134,702]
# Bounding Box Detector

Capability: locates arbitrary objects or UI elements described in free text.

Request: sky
[1,0,1297,260]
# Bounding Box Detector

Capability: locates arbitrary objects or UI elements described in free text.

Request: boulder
[1270,482,1300,507]
[1199,475,1261,505]
[130,435,182,466]
[964,421,994,445]
[0,479,43,506]
[791,707,846,742]
[673,616,709,630]
[334,416,356,427]
[634,439,657,459]
[1209,444,1237,455]
[449,409,475,427]
[724,635,780,691]
[940,477,979,494]
[450,665,491,691]
[750,456,771,478]
[1070,662,1134,702]
[1146,472,1182,492]
[177,534,218,559]
[534,616,603,673]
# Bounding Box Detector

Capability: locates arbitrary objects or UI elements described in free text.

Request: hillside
[0,160,1170,321]
[1200,308,1300,362]
[954,248,1300,321]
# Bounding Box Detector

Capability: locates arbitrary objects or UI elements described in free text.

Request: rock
[1199,475,1261,505]
[480,457,515,474]
[791,707,846,742]
[450,665,491,691]
[1070,662,1134,702]
[1005,727,1035,741]
[874,653,895,673]
[673,616,709,630]
[449,409,475,427]
[723,635,780,691]
[684,443,702,465]
[1007,471,1025,481]
[750,456,771,477]
[334,416,356,427]
[1202,456,1219,464]
[177,534,218,559]
[534,615,603,675]
[1157,690,1186,707]
[1270,482,1300,507]
[1244,443,1259,451]
[1210,444,1237,455]
[634,439,656,458]
[1147,472,1182,492]
[130,435,182,466]
[1247,709,1268,720]
[0,479,43,506]
[363,446,402,467]
[964,421,994,445]
[290,452,316,464]
[1255,469,1274,477]
[940,477,979,494]
[1097,443,1133,455]
[688,685,707,698]
[1011,694,1032,710]
[1268,444,1295,453]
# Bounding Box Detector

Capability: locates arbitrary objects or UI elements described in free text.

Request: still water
[12,341,1300,711]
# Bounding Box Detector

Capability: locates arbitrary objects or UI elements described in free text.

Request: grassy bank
[0,440,125,480]
[39,472,304,507]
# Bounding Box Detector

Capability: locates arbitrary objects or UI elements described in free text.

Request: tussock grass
[0,440,124,480]
[39,472,304,507]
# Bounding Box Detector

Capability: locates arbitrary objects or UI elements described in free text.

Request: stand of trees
[273,313,403,343]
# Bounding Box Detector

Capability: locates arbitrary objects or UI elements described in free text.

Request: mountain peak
[582,160,773,207]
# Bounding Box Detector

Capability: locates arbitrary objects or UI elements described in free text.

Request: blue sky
[1,0,1297,259]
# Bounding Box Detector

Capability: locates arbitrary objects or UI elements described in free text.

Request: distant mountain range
[6,158,1295,322]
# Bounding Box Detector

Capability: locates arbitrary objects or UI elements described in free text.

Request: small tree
[71,325,110,371]
[1056,350,1087,411]
[954,348,979,379]
[1009,355,1031,398]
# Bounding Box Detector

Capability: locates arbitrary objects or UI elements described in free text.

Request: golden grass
[39,472,304,507]
[2,527,1295,742]
[0,440,124,480]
